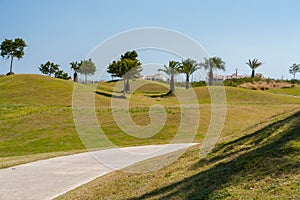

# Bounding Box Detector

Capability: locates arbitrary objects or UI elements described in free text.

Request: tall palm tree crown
[246,58,263,78]
[201,57,225,86]
[158,60,180,92]
[179,58,199,89]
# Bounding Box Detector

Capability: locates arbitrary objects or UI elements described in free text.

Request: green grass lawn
[57,109,300,200]
[267,85,300,96]
[0,74,300,170]
[1,74,300,198]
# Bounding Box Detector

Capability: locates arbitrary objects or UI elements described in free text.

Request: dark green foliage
[0,38,27,74]
[78,58,97,83]
[38,61,70,80]
[158,61,180,92]
[246,58,263,78]
[190,81,207,87]
[70,61,81,82]
[223,77,262,87]
[54,69,70,80]
[178,58,200,89]
[200,57,226,86]
[107,50,142,95]
[286,79,300,85]
[289,63,300,79]
[38,61,59,76]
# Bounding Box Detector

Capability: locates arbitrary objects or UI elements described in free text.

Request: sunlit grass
[0,74,300,170]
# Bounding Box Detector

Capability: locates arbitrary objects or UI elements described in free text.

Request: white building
[141,73,169,82]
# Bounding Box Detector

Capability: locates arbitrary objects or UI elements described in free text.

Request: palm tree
[179,58,200,89]
[158,61,180,92]
[246,59,263,78]
[70,61,80,82]
[201,57,225,86]
[289,63,300,79]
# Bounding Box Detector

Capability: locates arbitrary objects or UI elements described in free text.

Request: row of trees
[38,59,96,82]
[1,38,299,82]
[159,57,226,92]
[0,38,97,82]
[106,51,227,94]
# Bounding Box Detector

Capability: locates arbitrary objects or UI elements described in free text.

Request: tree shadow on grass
[128,112,300,199]
[146,90,174,98]
[95,91,125,99]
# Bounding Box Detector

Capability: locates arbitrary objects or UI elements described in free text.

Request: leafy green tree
[54,69,70,80]
[246,58,263,78]
[158,61,180,92]
[201,57,226,86]
[78,58,97,83]
[0,38,27,75]
[289,63,300,79]
[70,61,80,82]
[38,61,59,76]
[179,58,200,89]
[38,61,70,80]
[107,50,142,96]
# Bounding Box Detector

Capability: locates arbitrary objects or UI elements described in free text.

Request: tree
[179,58,200,89]
[54,69,70,80]
[38,61,59,76]
[201,57,225,86]
[246,58,263,78]
[38,61,70,80]
[158,61,180,92]
[107,50,142,96]
[289,63,300,79]
[0,38,27,75]
[78,58,97,83]
[70,61,80,82]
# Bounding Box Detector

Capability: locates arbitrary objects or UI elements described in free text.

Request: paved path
[0,143,196,200]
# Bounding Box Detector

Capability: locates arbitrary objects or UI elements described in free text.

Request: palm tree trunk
[251,69,255,78]
[9,56,14,74]
[123,79,126,96]
[185,74,189,89]
[74,72,78,82]
[126,79,130,92]
[209,69,213,86]
[170,75,175,92]
[85,75,87,84]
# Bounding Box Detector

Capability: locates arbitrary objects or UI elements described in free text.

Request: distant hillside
[0,74,73,106]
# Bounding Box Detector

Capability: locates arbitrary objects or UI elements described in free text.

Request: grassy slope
[0,75,300,168]
[57,109,300,200]
[267,85,300,96]
[0,75,85,167]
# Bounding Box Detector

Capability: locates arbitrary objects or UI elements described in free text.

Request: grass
[56,109,300,200]
[1,74,300,169]
[268,85,300,96]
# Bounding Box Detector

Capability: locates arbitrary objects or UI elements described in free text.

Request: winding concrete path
[0,143,196,200]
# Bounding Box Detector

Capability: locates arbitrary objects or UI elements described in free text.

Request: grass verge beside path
[57,109,300,200]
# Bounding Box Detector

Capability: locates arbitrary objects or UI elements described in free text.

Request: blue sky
[1,0,300,80]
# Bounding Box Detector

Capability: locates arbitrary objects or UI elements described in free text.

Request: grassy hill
[57,109,300,199]
[0,74,300,169]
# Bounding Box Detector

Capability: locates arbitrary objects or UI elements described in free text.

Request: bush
[287,79,300,85]
[223,77,262,87]
[190,81,207,87]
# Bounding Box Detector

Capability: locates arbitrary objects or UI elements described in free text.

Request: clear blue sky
[1,0,300,80]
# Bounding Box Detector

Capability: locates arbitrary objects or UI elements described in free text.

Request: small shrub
[191,81,207,87]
